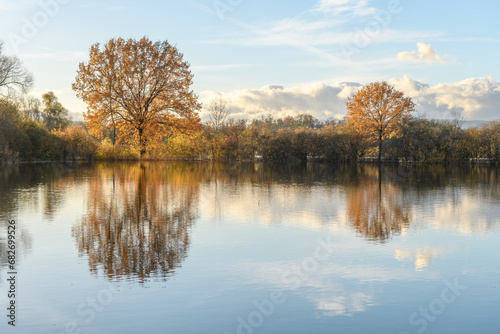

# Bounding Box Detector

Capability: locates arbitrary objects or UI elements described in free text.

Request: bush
[54,126,99,160]
[20,120,63,160]
[163,132,207,160]
[96,141,139,160]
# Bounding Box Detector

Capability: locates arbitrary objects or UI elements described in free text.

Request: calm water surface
[0,162,499,334]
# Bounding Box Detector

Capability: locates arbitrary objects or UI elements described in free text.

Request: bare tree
[12,93,42,121]
[449,108,466,130]
[208,98,231,131]
[0,42,34,96]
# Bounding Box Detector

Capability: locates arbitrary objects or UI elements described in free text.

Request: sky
[1,0,500,121]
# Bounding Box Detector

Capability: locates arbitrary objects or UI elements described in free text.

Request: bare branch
[0,42,34,96]
[208,98,231,131]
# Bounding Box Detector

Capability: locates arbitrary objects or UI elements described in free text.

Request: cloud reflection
[395,248,443,271]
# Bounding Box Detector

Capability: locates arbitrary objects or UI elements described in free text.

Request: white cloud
[205,1,443,64]
[397,42,447,63]
[200,76,500,121]
[314,0,377,17]
[390,75,500,119]
[200,82,361,121]
[209,27,441,49]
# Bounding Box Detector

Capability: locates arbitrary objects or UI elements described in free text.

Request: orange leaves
[346,81,414,139]
[346,81,415,159]
[72,36,201,157]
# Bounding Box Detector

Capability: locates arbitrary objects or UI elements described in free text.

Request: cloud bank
[200,76,500,121]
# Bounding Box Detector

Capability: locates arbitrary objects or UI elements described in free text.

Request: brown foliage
[73,37,201,157]
[346,81,415,161]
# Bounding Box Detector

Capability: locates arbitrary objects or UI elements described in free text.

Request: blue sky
[1,0,500,120]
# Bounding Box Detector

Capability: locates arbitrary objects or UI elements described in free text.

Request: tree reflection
[72,163,200,281]
[346,166,411,243]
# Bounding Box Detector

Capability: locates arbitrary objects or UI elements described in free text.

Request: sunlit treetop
[346,81,415,161]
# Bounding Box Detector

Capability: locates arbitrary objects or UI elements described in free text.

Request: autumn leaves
[346,81,415,161]
[72,37,201,157]
[74,37,415,160]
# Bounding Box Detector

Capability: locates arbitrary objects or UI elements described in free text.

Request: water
[0,162,499,334]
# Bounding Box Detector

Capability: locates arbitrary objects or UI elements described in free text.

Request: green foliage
[480,120,500,162]
[0,99,24,162]
[20,120,63,160]
[42,91,71,130]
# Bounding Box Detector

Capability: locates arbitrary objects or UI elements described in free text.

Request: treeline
[165,115,500,164]
[0,94,96,163]
[2,96,500,165]
[0,94,139,163]
[3,39,500,165]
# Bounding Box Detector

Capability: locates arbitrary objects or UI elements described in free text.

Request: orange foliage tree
[72,37,201,157]
[346,81,415,161]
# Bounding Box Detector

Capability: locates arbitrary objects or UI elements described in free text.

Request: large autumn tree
[72,37,201,157]
[346,81,415,162]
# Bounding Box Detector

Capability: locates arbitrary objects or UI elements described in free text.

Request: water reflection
[0,164,53,278]
[1,162,500,333]
[394,248,443,271]
[2,162,499,283]
[0,163,71,220]
[202,163,500,238]
[72,163,200,281]
[345,166,411,243]
[0,223,32,282]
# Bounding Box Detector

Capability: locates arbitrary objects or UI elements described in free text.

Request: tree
[208,98,230,131]
[72,37,201,157]
[346,81,415,162]
[13,93,42,121]
[205,98,231,159]
[0,98,24,160]
[0,41,33,97]
[42,91,71,130]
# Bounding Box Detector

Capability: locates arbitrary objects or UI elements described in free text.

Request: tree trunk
[138,127,146,158]
[378,134,383,163]
[111,114,116,146]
